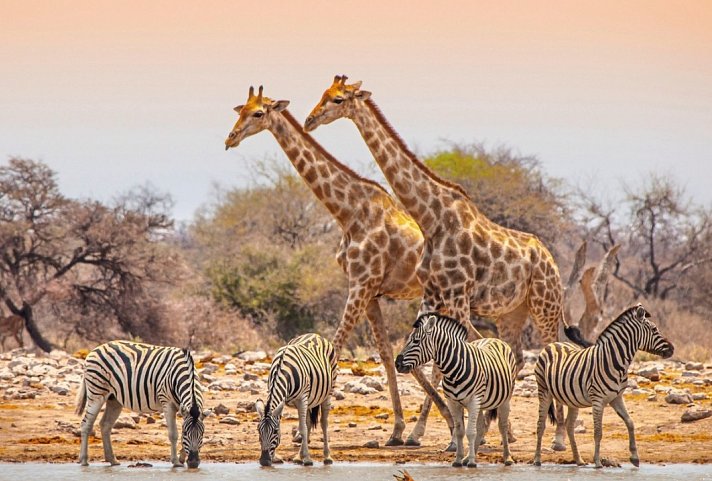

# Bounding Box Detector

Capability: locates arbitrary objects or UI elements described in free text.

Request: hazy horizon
[2,1,711,221]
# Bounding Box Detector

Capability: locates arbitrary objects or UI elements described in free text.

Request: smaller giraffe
[225,85,454,445]
[0,313,24,351]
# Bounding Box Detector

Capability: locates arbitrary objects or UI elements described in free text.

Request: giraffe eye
[333,97,343,104]
[253,111,264,118]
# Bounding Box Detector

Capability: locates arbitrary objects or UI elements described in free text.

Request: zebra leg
[164,404,183,467]
[79,395,106,466]
[320,398,333,465]
[294,396,313,466]
[365,299,405,446]
[447,399,465,467]
[565,406,585,465]
[533,392,553,466]
[498,402,514,466]
[464,404,484,468]
[99,397,123,465]
[610,396,639,467]
[591,401,605,468]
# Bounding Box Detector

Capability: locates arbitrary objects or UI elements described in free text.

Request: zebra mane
[184,348,200,419]
[595,305,642,344]
[414,312,468,339]
[264,349,287,416]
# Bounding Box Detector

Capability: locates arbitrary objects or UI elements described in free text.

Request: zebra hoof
[386,437,405,447]
[466,461,477,468]
[323,458,333,465]
[504,458,513,466]
[630,457,640,467]
[302,459,313,467]
[551,441,566,452]
[444,441,457,452]
[404,438,421,447]
[452,461,463,468]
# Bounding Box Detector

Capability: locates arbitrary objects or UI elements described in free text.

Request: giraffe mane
[363,99,470,199]
[279,110,390,195]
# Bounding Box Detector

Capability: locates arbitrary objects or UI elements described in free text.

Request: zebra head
[255,399,284,467]
[633,304,674,359]
[395,313,441,374]
[180,404,207,468]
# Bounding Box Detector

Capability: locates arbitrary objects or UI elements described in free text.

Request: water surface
[1,462,711,481]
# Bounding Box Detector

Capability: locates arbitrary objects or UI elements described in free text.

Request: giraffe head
[303,75,371,132]
[224,85,290,150]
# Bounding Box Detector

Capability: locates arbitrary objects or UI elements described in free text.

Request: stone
[236,400,255,411]
[637,366,660,382]
[49,383,69,396]
[332,389,345,401]
[219,416,240,425]
[114,415,137,429]
[243,372,259,381]
[647,394,657,402]
[691,393,708,401]
[681,407,712,423]
[665,389,693,405]
[214,403,230,415]
[146,416,156,424]
[200,363,219,375]
[236,351,267,363]
[626,378,639,389]
[348,422,357,428]
[367,424,382,430]
[363,440,379,448]
[208,380,238,391]
[682,371,700,378]
[360,376,385,392]
[685,362,704,371]
[574,419,586,434]
[344,380,377,395]
[375,412,389,420]
[654,385,672,394]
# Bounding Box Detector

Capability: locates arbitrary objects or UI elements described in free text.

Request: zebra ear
[255,399,265,418]
[423,315,437,333]
[273,402,285,419]
[635,304,647,321]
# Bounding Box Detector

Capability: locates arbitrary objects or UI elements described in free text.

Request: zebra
[75,340,208,468]
[255,333,337,467]
[533,303,674,468]
[395,313,517,468]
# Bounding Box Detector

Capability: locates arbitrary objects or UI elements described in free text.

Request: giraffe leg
[365,299,405,446]
[99,397,123,465]
[407,366,455,450]
[610,396,639,467]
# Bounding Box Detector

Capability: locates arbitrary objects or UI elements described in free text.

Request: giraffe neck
[350,98,468,233]
[268,110,379,229]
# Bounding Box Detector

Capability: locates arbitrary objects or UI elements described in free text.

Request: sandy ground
[0,351,710,467]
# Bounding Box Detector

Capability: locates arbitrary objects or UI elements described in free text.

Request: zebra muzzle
[259,451,272,467]
[186,450,200,469]
[395,355,410,374]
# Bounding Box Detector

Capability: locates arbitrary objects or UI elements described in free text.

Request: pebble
[681,371,700,378]
[348,422,357,428]
[363,440,379,448]
[681,407,712,423]
[236,351,267,362]
[219,416,240,425]
[332,389,345,401]
[637,366,660,382]
[114,415,137,429]
[375,412,389,420]
[214,403,230,415]
[665,389,693,405]
[685,362,704,371]
[367,424,382,430]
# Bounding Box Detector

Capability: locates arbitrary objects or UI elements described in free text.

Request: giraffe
[224,85,454,446]
[305,76,589,449]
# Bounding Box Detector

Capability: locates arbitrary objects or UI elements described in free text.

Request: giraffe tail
[564,325,593,348]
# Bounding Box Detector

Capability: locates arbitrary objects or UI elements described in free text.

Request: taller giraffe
[224,85,453,446]
[305,76,588,448]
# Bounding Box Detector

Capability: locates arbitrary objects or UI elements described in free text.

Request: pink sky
[2,1,711,219]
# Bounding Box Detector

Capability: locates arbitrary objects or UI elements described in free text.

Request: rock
[200,363,219,375]
[681,407,712,423]
[236,351,267,363]
[637,366,660,382]
[682,371,700,377]
[114,415,137,429]
[363,440,379,448]
[626,378,639,389]
[408,415,418,422]
[691,393,708,401]
[332,389,345,401]
[647,394,657,402]
[243,372,259,381]
[238,380,264,392]
[214,403,230,415]
[146,416,156,424]
[375,412,389,420]
[360,376,385,392]
[367,424,382,430]
[348,422,357,428]
[131,414,141,423]
[574,419,586,434]
[50,384,70,396]
[236,400,255,411]
[224,363,238,375]
[685,362,704,371]
[208,380,238,391]
[350,363,367,377]
[654,385,672,394]
[128,462,153,468]
[0,369,14,381]
[219,416,240,425]
[344,380,377,395]
[665,389,693,405]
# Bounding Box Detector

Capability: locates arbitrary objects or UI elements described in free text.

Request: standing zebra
[533,304,674,468]
[76,341,207,468]
[395,313,517,468]
[255,333,337,467]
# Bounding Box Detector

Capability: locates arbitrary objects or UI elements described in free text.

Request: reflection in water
[1,462,711,481]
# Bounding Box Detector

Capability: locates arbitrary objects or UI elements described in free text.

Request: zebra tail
[75,380,87,416]
[484,409,497,423]
[309,406,319,432]
[547,403,556,425]
[564,325,593,348]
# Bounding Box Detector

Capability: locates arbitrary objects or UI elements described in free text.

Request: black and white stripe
[533,303,674,468]
[395,313,517,467]
[255,333,337,467]
[76,341,206,468]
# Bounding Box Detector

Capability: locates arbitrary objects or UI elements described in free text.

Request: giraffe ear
[233,105,245,113]
[354,90,371,101]
[271,100,290,112]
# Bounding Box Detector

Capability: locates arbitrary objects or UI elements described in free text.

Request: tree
[0,157,180,352]
[577,173,712,302]
[424,143,571,247]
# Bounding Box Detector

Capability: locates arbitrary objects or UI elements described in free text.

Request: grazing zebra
[395,313,517,468]
[255,333,337,467]
[76,341,207,468]
[533,304,674,468]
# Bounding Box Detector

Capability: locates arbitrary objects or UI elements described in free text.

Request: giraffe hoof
[533,461,542,467]
[404,438,421,447]
[551,441,566,452]
[444,441,457,452]
[504,458,513,466]
[386,437,405,447]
